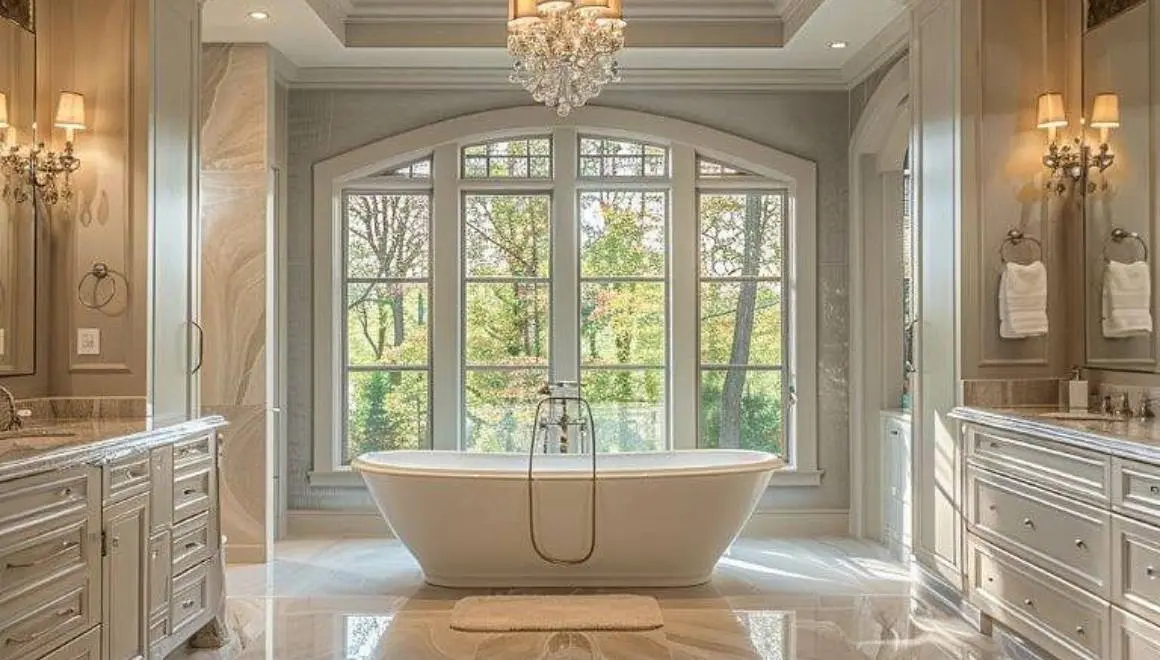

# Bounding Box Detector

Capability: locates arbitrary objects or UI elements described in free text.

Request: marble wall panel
[285,89,853,513]
[201,44,273,562]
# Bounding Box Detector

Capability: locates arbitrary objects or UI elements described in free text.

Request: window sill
[308,467,824,489]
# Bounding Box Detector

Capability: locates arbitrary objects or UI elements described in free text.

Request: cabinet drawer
[148,531,171,620]
[0,578,95,660]
[966,426,1111,504]
[1113,515,1160,627]
[104,452,152,503]
[173,468,212,524]
[173,434,214,477]
[38,625,100,660]
[148,614,169,646]
[968,538,1109,660]
[1115,459,1160,527]
[0,468,94,538]
[0,519,93,602]
[171,513,212,577]
[170,562,210,634]
[968,467,1112,597]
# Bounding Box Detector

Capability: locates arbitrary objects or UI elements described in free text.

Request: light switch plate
[77,328,101,356]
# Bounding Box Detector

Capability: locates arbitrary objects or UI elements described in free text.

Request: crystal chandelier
[508,0,626,117]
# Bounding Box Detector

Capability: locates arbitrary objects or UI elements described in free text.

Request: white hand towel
[999,261,1049,339]
[1103,260,1154,338]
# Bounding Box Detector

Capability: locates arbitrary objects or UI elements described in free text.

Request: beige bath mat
[450,595,664,633]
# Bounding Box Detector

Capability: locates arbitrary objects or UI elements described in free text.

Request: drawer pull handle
[1076,626,1086,637]
[184,542,201,551]
[182,488,199,496]
[5,541,80,569]
[5,607,78,645]
[1022,518,1035,529]
[182,599,196,610]
[58,487,74,499]
[1075,539,1087,550]
[1023,599,1034,608]
[1148,566,1157,579]
[1151,486,1159,495]
[988,441,1000,449]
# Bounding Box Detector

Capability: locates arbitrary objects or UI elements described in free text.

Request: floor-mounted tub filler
[353,383,784,588]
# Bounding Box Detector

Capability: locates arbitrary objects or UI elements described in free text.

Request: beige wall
[1,0,151,398]
[200,44,277,563]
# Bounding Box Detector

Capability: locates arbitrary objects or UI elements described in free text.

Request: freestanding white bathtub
[353,450,783,588]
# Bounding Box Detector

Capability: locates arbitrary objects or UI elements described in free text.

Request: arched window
[312,108,820,486]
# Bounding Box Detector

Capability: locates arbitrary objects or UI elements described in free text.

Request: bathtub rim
[351,449,786,481]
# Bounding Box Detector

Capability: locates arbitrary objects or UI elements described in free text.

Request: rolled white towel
[999,261,1049,339]
[1103,260,1153,338]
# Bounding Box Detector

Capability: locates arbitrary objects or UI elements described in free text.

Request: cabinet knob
[1023,599,1034,608]
[58,487,73,498]
[182,599,196,610]
[1147,566,1157,578]
[110,536,120,549]
[1151,485,1159,495]
[1075,539,1087,549]
[1022,518,1035,529]
[1076,626,1086,637]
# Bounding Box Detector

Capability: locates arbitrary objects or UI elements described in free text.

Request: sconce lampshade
[0,92,8,129]
[1037,93,1068,129]
[1090,93,1121,129]
[54,92,86,132]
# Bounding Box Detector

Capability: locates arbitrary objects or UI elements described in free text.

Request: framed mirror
[1083,0,1160,372]
[0,5,36,376]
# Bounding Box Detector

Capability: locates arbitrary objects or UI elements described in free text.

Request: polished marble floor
[173,538,1011,659]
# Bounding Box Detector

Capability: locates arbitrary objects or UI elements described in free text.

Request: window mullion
[671,144,698,451]
[552,127,580,384]
[431,143,461,451]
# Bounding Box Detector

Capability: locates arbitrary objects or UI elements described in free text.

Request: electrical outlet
[77,328,101,356]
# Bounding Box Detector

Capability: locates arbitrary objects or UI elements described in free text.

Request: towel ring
[1104,228,1150,264]
[77,263,124,311]
[999,229,1043,265]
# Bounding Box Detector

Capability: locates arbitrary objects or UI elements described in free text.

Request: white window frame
[310,107,820,488]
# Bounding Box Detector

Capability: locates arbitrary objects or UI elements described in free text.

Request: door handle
[191,321,205,375]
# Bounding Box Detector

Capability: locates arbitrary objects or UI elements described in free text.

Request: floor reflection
[176,538,1005,659]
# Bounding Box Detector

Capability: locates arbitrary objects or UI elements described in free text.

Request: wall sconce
[0,91,85,207]
[1039,91,1119,195]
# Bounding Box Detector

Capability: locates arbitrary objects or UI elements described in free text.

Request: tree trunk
[719,196,763,449]
[389,294,405,385]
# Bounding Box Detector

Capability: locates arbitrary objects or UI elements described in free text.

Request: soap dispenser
[1067,366,1089,412]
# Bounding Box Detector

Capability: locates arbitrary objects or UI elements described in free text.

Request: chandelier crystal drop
[507,0,626,117]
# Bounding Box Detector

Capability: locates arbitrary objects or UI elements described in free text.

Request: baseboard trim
[224,542,269,565]
[284,508,852,540]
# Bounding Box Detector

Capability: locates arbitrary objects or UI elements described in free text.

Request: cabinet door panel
[103,493,150,660]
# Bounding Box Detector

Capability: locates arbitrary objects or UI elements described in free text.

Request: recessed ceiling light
[828,41,849,50]
[248,10,270,20]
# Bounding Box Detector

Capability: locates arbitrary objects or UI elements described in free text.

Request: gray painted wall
[286,89,852,512]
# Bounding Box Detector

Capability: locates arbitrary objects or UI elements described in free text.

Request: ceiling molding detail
[290,66,850,91]
[304,0,350,41]
[344,0,781,20]
[841,9,910,85]
[782,0,825,40]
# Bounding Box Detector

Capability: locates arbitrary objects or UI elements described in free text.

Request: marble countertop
[951,406,1160,465]
[0,415,227,482]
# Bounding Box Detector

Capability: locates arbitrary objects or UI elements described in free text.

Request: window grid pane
[378,158,432,179]
[581,367,666,452]
[461,137,553,179]
[698,190,786,455]
[697,157,754,178]
[343,192,433,460]
[579,136,669,178]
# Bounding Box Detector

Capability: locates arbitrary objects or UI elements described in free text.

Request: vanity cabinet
[959,415,1160,659]
[0,419,225,660]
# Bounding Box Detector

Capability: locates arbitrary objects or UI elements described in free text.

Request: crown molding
[782,0,825,41]
[290,66,850,91]
[841,10,910,86]
[344,0,780,20]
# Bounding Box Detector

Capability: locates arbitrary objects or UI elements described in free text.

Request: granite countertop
[0,415,228,482]
[951,406,1160,466]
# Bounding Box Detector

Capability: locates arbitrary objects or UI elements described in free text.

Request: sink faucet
[0,386,23,433]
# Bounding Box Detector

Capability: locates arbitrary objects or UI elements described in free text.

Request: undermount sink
[1036,411,1127,422]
